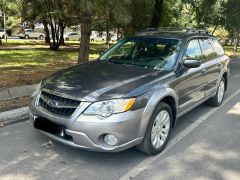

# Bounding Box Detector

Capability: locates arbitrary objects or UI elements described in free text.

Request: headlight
[83,98,135,117]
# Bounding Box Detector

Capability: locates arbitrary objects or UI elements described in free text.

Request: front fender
[137,87,178,138]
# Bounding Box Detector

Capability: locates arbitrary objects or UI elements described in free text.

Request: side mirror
[183,59,201,69]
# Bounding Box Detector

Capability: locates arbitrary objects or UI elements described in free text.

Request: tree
[0,0,21,35]
[150,0,164,28]
[69,0,94,63]
[224,0,240,52]
[22,0,73,50]
[73,0,131,63]
[92,0,131,47]
[181,0,225,31]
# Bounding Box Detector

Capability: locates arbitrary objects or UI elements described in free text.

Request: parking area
[0,59,240,180]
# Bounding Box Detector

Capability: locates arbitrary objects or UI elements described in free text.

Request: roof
[134,28,214,40]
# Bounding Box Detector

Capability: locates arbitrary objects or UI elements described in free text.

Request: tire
[65,38,69,41]
[25,35,29,39]
[91,39,94,42]
[137,102,173,155]
[207,77,226,107]
[39,35,44,40]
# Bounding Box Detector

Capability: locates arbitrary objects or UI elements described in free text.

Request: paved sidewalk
[0,106,29,126]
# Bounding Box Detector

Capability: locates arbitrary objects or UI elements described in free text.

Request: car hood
[41,61,170,101]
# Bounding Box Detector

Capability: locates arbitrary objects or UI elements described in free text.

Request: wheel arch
[138,88,178,138]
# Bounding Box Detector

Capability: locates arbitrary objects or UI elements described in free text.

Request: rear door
[177,39,206,114]
[198,38,222,97]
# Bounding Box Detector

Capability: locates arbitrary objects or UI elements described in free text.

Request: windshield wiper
[107,60,125,64]
[105,60,152,69]
[129,63,152,69]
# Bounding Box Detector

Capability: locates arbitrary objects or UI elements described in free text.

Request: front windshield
[99,37,181,70]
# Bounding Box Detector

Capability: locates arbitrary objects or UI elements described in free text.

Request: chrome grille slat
[38,91,81,117]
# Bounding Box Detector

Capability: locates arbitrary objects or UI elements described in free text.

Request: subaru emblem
[48,100,58,108]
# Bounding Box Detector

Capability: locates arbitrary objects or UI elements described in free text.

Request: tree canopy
[1,0,240,58]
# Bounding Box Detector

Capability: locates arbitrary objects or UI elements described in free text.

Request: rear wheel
[207,77,226,107]
[25,35,29,39]
[65,38,69,41]
[137,102,173,155]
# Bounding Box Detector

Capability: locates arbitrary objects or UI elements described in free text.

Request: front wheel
[207,78,226,107]
[137,102,173,155]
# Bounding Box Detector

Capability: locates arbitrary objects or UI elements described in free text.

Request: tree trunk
[224,39,229,46]
[59,22,65,46]
[150,0,164,28]
[43,19,50,44]
[234,38,239,52]
[211,24,218,35]
[49,20,60,51]
[78,15,91,63]
[106,19,110,49]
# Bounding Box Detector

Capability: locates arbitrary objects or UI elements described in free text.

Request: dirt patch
[0,96,30,112]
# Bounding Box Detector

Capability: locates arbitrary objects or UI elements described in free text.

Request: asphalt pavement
[0,59,240,180]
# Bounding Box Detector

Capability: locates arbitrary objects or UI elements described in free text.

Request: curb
[0,84,37,101]
[0,106,29,126]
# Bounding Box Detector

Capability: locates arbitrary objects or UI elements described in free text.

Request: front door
[175,39,206,114]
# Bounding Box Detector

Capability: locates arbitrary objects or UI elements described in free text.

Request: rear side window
[184,40,202,60]
[199,39,216,61]
[209,39,225,56]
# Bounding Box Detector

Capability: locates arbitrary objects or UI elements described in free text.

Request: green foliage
[0,0,21,28]
[224,0,240,35]
[181,0,225,29]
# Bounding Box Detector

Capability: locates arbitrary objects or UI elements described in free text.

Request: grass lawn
[0,41,108,90]
[0,40,239,90]
[223,45,240,57]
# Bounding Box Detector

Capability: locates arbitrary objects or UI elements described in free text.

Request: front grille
[38,91,81,117]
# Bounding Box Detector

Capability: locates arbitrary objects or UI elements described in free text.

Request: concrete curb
[0,84,37,101]
[0,106,29,126]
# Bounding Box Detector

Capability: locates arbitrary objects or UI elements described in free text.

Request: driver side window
[184,40,202,60]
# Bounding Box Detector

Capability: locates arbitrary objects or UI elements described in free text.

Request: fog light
[104,134,118,146]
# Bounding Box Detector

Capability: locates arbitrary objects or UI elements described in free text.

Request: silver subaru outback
[29,29,229,155]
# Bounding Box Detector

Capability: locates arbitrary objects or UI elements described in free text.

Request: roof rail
[136,27,210,35]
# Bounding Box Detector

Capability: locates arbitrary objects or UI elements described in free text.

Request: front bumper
[29,95,145,152]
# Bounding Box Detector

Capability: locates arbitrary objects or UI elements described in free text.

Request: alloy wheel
[217,80,225,103]
[151,110,170,149]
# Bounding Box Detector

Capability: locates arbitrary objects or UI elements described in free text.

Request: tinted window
[209,39,225,56]
[99,38,181,70]
[184,40,202,60]
[199,39,216,61]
